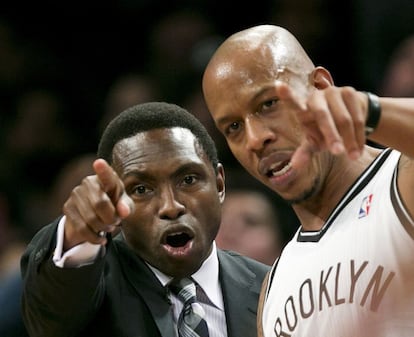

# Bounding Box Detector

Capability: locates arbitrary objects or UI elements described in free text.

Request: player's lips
[258,151,293,178]
[162,225,195,255]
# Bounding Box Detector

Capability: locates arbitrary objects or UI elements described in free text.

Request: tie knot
[169,278,197,305]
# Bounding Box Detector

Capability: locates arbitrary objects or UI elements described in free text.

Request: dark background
[1,0,414,245]
[0,2,414,335]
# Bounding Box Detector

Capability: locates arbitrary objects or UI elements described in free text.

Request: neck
[293,147,381,231]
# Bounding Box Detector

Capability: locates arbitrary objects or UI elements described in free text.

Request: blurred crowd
[0,1,414,335]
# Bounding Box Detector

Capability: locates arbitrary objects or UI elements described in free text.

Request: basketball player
[202,24,414,336]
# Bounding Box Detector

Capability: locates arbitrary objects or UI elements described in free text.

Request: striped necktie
[169,278,210,337]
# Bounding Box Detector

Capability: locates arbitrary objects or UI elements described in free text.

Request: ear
[216,163,226,203]
[311,66,334,89]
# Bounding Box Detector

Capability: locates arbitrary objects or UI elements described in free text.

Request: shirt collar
[148,241,224,310]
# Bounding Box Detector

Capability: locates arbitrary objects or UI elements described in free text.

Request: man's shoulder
[217,249,271,273]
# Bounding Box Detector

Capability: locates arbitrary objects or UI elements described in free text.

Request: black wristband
[364,92,382,136]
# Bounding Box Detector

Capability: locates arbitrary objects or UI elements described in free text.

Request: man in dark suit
[20,102,270,337]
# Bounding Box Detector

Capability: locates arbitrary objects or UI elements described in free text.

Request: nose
[244,115,275,151]
[158,185,185,220]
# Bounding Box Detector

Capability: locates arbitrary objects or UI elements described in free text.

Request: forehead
[112,127,208,172]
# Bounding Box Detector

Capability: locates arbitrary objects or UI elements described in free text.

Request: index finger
[93,158,119,195]
[93,158,131,219]
[274,80,307,111]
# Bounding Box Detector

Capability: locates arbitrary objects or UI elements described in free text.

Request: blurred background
[0,1,414,334]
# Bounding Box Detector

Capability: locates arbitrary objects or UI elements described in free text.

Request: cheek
[197,196,221,234]
[122,218,156,247]
[228,144,253,167]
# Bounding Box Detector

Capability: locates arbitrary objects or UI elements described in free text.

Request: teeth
[271,162,291,177]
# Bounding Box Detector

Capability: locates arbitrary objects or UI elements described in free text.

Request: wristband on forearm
[363,92,382,136]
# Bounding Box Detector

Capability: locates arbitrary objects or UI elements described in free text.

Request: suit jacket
[21,218,270,337]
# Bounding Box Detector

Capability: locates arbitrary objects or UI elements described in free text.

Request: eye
[259,99,279,114]
[132,184,149,195]
[225,121,241,136]
[182,175,197,185]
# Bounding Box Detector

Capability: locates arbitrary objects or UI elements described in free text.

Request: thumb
[290,145,311,170]
[290,140,316,170]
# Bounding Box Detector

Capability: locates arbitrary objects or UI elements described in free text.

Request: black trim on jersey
[265,255,280,300]
[297,148,393,242]
[390,164,414,240]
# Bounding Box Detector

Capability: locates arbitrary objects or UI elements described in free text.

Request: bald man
[203,24,414,337]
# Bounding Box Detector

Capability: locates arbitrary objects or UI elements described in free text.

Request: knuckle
[354,115,365,128]
[95,198,112,213]
[336,114,353,129]
[312,105,328,120]
[84,213,99,227]
[341,86,356,98]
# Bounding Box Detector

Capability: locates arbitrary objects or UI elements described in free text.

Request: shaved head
[201,25,319,129]
[206,25,314,72]
[203,25,315,106]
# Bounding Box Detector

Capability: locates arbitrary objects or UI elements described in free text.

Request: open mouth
[266,160,292,177]
[166,232,193,247]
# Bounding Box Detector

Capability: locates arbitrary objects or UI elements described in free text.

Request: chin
[286,177,320,205]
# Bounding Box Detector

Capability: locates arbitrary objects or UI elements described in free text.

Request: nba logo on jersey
[359,193,373,218]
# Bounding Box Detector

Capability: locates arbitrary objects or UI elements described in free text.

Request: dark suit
[21,218,270,337]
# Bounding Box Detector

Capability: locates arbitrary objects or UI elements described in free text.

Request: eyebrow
[173,162,209,177]
[217,84,278,124]
[215,114,236,130]
[122,170,154,183]
[122,161,209,181]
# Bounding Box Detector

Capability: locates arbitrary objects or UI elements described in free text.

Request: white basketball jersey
[262,149,414,337]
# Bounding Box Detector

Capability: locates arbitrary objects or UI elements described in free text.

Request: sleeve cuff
[53,216,105,268]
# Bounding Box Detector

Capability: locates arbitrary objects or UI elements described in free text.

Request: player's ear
[311,66,334,89]
[216,163,225,203]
